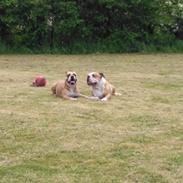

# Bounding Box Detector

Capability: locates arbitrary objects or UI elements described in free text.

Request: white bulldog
[87,72,121,101]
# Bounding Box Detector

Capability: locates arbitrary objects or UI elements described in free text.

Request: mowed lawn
[0,54,183,183]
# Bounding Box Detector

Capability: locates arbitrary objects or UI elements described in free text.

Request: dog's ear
[66,71,71,76]
[99,73,105,78]
[73,72,77,76]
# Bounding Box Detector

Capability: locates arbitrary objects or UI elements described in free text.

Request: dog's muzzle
[69,76,77,85]
[87,76,97,85]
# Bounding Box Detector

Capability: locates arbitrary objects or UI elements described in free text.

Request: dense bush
[0,0,182,53]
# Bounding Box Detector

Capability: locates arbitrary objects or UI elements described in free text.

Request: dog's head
[66,71,77,85]
[87,72,105,86]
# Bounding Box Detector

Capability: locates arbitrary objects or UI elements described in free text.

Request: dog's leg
[74,87,89,99]
[89,96,100,100]
[69,97,77,101]
[114,92,121,96]
[78,93,90,99]
[112,87,121,96]
[62,95,77,100]
[77,93,99,100]
[101,93,111,101]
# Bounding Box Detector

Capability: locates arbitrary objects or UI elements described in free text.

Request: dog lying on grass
[51,71,121,101]
[51,71,87,100]
[87,72,121,101]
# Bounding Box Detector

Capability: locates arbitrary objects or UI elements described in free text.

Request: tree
[0,0,182,52]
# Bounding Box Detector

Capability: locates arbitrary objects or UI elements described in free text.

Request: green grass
[0,54,183,183]
[168,153,183,166]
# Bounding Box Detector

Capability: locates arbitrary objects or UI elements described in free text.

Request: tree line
[0,0,183,53]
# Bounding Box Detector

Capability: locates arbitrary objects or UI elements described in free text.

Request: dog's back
[51,80,66,97]
[51,83,57,94]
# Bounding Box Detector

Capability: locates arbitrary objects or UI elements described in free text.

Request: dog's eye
[67,74,70,77]
[92,74,95,77]
[73,73,76,77]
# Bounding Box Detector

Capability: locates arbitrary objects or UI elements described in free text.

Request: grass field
[0,54,183,183]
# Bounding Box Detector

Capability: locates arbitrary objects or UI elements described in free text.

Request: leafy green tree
[0,0,182,52]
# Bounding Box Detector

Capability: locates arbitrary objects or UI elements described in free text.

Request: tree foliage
[0,0,182,52]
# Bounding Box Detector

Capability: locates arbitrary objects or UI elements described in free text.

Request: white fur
[101,97,107,101]
[92,77,106,98]
[68,86,78,97]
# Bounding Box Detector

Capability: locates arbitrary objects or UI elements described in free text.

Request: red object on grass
[32,76,46,87]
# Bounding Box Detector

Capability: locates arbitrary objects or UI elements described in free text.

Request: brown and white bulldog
[87,72,121,101]
[51,71,86,100]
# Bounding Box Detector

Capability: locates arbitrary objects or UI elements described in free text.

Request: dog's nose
[71,75,75,80]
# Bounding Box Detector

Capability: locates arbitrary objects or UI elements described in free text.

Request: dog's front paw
[101,97,107,102]
[89,96,100,100]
